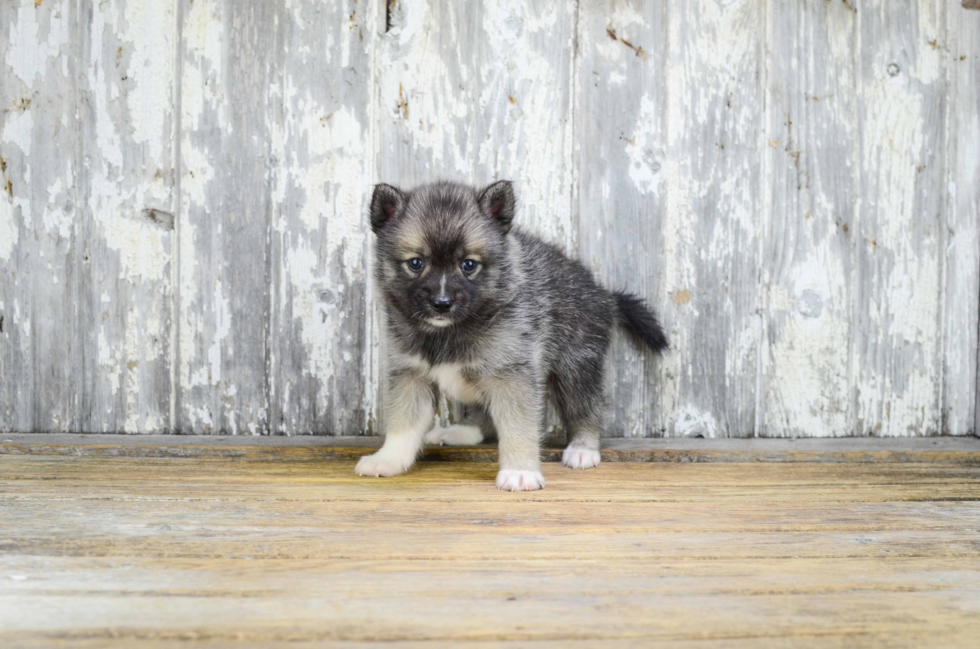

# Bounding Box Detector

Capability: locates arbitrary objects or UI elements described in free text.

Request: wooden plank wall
[1,0,978,437]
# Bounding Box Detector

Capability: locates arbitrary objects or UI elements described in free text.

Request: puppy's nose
[431,296,454,312]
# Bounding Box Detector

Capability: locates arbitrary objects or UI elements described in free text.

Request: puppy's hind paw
[496,469,545,492]
[561,446,601,470]
[424,424,484,446]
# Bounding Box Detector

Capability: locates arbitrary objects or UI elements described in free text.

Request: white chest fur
[428,363,481,404]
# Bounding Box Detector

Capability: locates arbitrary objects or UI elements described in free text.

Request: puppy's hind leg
[424,424,483,446]
[552,370,605,470]
[424,406,496,446]
[561,416,603,470]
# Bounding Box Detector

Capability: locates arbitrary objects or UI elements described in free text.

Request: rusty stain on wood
[671,289,691,305]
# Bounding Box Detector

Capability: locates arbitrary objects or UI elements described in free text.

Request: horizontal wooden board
[0,455,978,645]
[1,434,979,465]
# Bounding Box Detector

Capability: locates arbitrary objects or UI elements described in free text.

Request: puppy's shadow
[410,460,498,483]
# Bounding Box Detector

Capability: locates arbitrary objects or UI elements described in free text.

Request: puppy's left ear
[370,183,405,233]
[477,180,515,233]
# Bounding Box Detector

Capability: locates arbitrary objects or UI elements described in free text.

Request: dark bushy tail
[613,291,669,354]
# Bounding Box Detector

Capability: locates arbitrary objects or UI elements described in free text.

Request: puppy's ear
[477,180,515,233]
[370,183,405,233]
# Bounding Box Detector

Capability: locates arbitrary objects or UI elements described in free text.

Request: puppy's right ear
[370,183,405,233]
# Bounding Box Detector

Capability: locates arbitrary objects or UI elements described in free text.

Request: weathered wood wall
[1,0,978,437]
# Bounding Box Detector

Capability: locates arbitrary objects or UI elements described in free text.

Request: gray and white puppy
[355,181,668,491]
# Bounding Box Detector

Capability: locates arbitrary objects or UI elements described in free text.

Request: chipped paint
[0,190,17,262]
[2,0,978,437]
[5,2,70,87]
[381,0,574,248]
[626,93,663,196]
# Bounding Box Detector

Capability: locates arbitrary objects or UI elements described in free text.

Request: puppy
[355,181,668,491]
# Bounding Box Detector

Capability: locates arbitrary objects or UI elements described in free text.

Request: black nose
[431,296,454,312]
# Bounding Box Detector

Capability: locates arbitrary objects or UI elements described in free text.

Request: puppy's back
[512,229,617,356]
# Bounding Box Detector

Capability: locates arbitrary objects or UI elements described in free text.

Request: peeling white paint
[101,210,170,283]
[0,193,18,262]
[625,94,663,197]
[3,107,33,164]
[2,0,976,437]
[766,252,851,437]
[854,45,943,435]
[674,406,719,438]
[98,328,122,397]
[476,0,572,246]
[208,277,231,387]
[42,172,72,239]
[5,3,70,88]
[182,0,227,131]
[121,0,174,165]
[287,245,344,381]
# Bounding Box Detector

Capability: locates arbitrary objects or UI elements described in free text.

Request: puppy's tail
[613,291,669,354]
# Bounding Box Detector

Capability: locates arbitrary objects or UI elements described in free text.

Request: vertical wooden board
[662,0,763,437]
[0,1,78,432]
[760,1,858,436]
[575,0,669,437]
[177,0,276,433]
[944,3,980,436]
[379,0,575,245]
[272,0,377,435]
[378,0,576,432]
[74,0,176,432]
[853,0,945,436]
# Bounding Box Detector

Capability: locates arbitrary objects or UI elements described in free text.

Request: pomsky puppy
[355,181,668,491]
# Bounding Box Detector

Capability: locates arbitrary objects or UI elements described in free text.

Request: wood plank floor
[1,450,980,646]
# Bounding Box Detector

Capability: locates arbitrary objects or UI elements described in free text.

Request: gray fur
[355,181,668,491]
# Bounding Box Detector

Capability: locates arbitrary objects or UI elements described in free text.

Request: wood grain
[762,0,857,437]
[945,2,980,435]
[575,0,669,437]
[0,455,978,645]
[0,0,78,432]
[176,0,276,434]
[662,0,763,436]
[271,0,378,435]
[75,0,177,433]
[853,0,946,436]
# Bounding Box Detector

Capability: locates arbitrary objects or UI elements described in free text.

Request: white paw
[355,451,413,477]
[496,469,546,492]
[424,424,484,446]
[562,446,601,470]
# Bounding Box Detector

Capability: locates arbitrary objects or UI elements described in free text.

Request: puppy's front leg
[355,370,433,477]
[485,376,545,491]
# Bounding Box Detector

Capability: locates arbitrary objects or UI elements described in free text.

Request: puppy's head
[370,181,516,330]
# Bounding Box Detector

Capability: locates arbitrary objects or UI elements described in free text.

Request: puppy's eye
[407,258,425,272]
[460,259,478,275]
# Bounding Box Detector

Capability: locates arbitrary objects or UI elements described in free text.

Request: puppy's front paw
[424,424,484,446]
[355,451,413,477]
[561,445,601,470]
[496,469,545,492]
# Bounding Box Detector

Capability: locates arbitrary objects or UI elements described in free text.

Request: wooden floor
[2,442,980,647]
